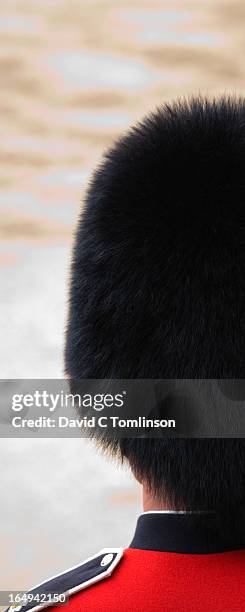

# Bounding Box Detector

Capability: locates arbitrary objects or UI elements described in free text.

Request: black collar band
[129,512,245,554]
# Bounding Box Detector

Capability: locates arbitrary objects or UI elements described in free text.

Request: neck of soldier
[143,484,179,512]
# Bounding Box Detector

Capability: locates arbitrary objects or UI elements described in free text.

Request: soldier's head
[65,97,245,528]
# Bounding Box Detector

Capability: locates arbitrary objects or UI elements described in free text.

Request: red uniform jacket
[14,513,245,612]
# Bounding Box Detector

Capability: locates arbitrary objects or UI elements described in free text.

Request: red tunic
[15,513,245,612]
[58,512,245,611]
[65,546,245,612]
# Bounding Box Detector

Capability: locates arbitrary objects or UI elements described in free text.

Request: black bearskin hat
[65,96,245,380]
[65,97,245,525]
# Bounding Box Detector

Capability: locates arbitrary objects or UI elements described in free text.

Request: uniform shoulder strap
[8,548,123,612]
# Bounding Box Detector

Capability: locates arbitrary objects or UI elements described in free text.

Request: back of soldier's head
[65,97,245,530]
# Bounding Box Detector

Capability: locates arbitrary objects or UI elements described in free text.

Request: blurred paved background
[1,0,245,591]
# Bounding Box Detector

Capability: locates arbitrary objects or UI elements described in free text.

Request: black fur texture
[65,97,245,523]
